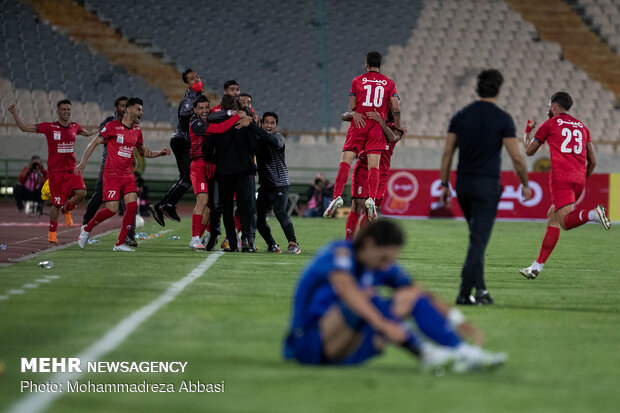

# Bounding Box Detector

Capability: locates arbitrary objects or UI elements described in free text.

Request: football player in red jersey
[325,51,402,220]
[8,100,95,243]
[76,98,170,251]
[520,92,610,279]
[342,110,403,241]
[188,94,245,250]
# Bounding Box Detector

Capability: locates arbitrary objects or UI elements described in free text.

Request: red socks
[333,162,351,198]
[116,202,137,246]
[345,210,361,241]
[234,211,241,231]
[192,214,202,237]
[368,167,380,200]
[85,207,115,232]
[49,221,58,232]
[536,226,560,264]
[563,209,589,230]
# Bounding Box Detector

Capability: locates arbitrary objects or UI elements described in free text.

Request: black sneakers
[161,204,181,222]
[148,204,165,227]
[456,290,494,306]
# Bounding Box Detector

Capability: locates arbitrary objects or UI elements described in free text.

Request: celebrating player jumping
[324,51,402,220]
[76,97,170,251]
[520,92,611,279]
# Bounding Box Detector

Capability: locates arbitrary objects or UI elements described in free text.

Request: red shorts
[351,160,369,199]
[551,181,585,211]
[103,173,137,201]
[48,170,86,206]
[343,120,385,154]
[190,159,216,195]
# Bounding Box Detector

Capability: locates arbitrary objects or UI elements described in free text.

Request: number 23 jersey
[99,119,143,176]
[535,113,591,184]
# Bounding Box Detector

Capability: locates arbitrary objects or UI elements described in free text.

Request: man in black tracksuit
[255,112,300,254]
[82,96,137,245]
[150,69,204,225]
[204,95,268,252]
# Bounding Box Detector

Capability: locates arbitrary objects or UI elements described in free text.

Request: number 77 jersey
[350,71,398,118]
[535,113,591,185]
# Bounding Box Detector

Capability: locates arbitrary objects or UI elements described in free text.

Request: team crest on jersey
[53,131,61,141]
[117,134,124,144]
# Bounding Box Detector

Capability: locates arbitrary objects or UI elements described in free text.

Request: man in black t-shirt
[439,69,531,306]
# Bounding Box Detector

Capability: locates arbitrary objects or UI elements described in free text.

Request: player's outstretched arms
[366,110,402,143]
[503,137,532,200]
[585,141,596,178]
[76,135,105,175]
[79,127,98,137]
[329,270,407,343]
[7,103,36,132]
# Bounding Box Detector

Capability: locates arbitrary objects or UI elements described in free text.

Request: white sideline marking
[5,251,223,413]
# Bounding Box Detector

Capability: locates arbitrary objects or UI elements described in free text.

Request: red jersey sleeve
[584,126,592,143]
[534,119,551,144]
[206,114,241,134]
[136,129,144,147]
[35,122,50,135]
[99,123,113,141]
[349,78,357,97]
[389,80,398,99]
[75,123,83,135]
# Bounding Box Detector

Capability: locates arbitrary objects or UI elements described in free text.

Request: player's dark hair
[220,94,236,111]
[353,219,404,250]
[57,99,71,108]
[223,80,239,91]
[114,96,128,107]
[193,94,210,107]
[550,92,573,111]
[182,69,195,84]
[366,51,382,69]
[126,97,143,108]
[262,111,278,124]
[239,92,252,99]
[476,69,503,98]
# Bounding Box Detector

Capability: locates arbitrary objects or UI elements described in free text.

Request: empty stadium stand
[0,0,174,126]
[573,0,620,53]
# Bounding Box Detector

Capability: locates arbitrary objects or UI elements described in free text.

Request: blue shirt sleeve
[377,265,412,289]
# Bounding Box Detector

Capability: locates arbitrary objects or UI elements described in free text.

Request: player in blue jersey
[283,219,507,373]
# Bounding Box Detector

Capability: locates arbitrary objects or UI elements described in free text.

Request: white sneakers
[323,196,344,218]
[420,342,507,374]
[364,198,377,220]
[189,236,206,251]
[594,204,611,230]
[112,244,135,252]
[77,225,89,249]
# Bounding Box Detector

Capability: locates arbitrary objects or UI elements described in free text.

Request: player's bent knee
[391,286,423,317]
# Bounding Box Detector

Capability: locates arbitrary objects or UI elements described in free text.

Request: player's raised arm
[75,134,105,175]
[503,137,532,200]
[78,127,97,137]
[523,119,541,156]
[328,270,407,343]
[7,103,36,132]
[439,132,457,206]
[585,141,596,178]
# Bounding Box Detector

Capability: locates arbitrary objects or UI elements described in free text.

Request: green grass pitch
[0,217,619,413]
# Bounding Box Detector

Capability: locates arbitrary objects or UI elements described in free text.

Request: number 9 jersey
[534,114,591,185]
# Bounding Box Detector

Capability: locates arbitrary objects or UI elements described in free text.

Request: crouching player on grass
[283,220,506,373]
[76,97,170,251]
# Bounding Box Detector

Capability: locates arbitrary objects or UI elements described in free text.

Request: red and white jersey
[99,119,143,176]
[35,121,82,172]
[350,71,398,118]
[535,113,591,184]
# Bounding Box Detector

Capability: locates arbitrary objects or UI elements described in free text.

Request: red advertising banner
[382,170,609,220]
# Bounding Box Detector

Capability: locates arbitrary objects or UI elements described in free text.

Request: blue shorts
[283,296,394,365]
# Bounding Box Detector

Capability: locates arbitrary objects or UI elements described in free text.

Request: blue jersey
[287,240,411,332]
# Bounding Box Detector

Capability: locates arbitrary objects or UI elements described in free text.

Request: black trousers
[257,185,296,246]
[159,133,191,206]
[218,175,257,246]
[82,172,104,225]
[455,176,502,295]
[14,184,42,211]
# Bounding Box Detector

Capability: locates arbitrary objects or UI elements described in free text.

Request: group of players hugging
[8,49,611,372]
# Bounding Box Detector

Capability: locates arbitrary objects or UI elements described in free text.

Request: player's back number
[362,85,385,108]
[560,127,583,154]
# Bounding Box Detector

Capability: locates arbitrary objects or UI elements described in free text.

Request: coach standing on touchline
[439,69,532,306]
